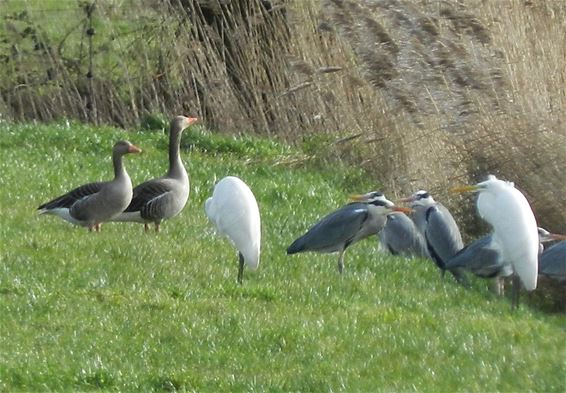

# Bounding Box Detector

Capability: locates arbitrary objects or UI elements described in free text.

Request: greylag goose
[114,116,198,232]
[38,140,141,231]
[205,176,261,284]
[287,192,410,273]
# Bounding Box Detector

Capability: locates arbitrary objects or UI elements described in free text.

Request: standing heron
[453,175,539,308]
[287,192,411,273]
[539,240,566,284]
[445,227,565,294]
[378,211,430,259]
[205,176,261,284]
[401,190,467,283]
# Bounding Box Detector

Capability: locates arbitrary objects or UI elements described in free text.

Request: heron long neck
[167,127,186,179]
[112,152,126,179]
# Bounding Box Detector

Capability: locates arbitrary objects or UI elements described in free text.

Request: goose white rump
[205,176,261,282]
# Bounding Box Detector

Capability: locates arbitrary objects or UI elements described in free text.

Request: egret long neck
[167,127,186,179]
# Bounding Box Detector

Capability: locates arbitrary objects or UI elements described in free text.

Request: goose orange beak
[187,117,199,126]
[128,145,142,154]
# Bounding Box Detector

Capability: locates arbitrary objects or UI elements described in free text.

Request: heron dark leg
[237,252,245,284]
[490,276,505,296]
[155,222,160,233]
[337,249,346,274]
[144,223,150,233]
[511,275,521,310]
[95,223,101,232]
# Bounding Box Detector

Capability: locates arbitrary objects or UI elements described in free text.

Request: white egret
[453,175,539,308]
[205,176,261,284]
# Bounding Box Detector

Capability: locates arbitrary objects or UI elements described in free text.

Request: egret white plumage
[452,175,539,308]
[401,190,467,283]
[287,192,411,273]
[205,176,261,284]
[378,211,429,259]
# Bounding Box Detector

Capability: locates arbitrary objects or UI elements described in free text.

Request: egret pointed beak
[392,206,412,213]
[451,185,479,193]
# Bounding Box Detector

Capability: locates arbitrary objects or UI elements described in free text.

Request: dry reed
[0,0,565,233]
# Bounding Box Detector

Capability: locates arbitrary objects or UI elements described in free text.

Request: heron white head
[350,191,412,213]
[400,190,436,208]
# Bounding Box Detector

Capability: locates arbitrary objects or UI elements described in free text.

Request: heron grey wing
[289,204,369,253]
[539,241,566,280]
[381,213,428,257]
[445,235,506,278]
[425,205,464,265]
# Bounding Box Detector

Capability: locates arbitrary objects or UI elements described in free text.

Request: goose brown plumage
[113,116,198,232]
[38,140,142,231]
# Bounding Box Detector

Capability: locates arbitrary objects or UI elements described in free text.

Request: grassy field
[0,122,564,392]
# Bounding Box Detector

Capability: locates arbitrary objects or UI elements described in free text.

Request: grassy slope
[0,122,564,392]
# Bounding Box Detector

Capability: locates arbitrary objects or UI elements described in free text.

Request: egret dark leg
[237,252,245,284]
[511,275,521,310]
[337,249,346,274]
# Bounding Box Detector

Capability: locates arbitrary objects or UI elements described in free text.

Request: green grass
[0,121,564,392]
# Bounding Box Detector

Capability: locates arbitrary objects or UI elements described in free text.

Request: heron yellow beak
[392,206,412,213]
[451,185,479,193]
[349,194,368,202]
[549,233,566,241]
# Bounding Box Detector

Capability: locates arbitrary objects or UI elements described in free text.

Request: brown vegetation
[1,0,565,234]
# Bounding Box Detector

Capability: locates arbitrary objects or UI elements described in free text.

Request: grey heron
[445,227,565,295]
[453,175,539,308]
[401,190,467,284]
[539,240,566,285]
[205,176,261,284]
[378,211,430,259]
[287,191,410,273]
